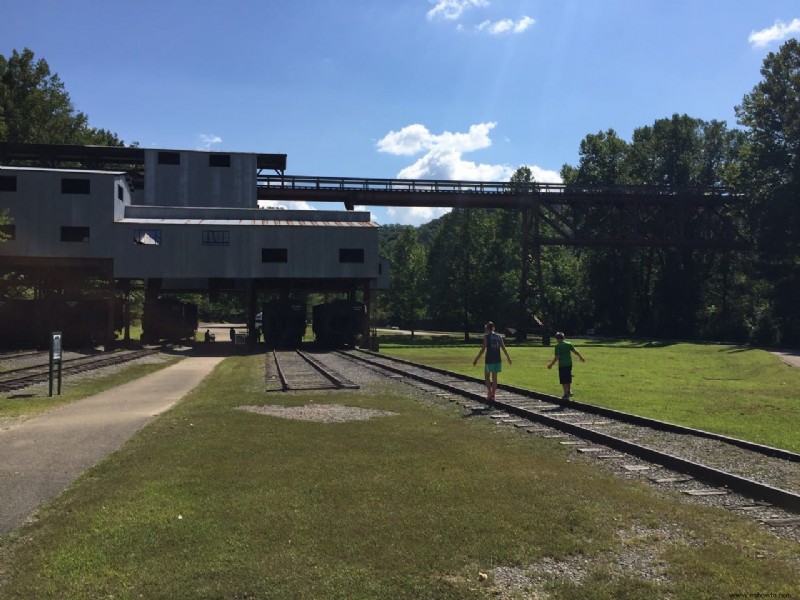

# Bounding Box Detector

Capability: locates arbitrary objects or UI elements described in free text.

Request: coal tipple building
[0,144,388,347]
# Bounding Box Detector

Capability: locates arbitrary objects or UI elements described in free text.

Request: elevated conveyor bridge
[257,175,746,249]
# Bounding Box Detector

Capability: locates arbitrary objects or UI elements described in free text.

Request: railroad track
[0,349,161,393]
[0,349,44,362]
[338,349,800,517]
[270,349,359,391]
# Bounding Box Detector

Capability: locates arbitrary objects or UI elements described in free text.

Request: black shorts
[558,366,573,384]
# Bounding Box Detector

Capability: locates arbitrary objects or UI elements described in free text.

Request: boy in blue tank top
[472,321,512,401]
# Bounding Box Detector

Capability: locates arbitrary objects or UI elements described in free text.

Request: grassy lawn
[0,353,798,599]
[378,336,800,453]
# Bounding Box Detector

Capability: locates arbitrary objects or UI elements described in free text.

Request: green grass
[379,337,800,453]
[0,354,798,599]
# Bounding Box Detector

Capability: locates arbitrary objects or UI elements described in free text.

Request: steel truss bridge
[257,175,747,249]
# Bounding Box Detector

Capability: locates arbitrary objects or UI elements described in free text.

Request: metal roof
[0,142,287,172]
[117,218,379,227]
[0,165,126,176]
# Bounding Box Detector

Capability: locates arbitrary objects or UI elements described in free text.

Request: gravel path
[773,349,800,369]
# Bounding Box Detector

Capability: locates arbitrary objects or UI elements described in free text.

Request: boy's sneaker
[562,394,569,400]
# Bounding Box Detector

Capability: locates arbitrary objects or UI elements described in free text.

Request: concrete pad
[0,355,224,536]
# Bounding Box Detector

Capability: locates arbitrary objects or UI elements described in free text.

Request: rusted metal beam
[257,175,747,249]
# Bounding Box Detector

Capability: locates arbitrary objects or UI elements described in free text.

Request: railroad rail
[270,349,359,392]
[338,349,800,514]
[0,349,43,362]
[0,349,160,393]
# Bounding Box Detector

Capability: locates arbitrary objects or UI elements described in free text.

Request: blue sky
[4,1,799,225]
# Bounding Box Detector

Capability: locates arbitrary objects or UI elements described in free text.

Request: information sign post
[49,332,63,397]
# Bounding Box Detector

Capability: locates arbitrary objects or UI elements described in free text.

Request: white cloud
[514,16,535,33]
[258,200,316,211]
[377,122,562,183]
[376,122,562,225]
[396,148,511,180]
[427,0,488,21]
[525,164,563,184]
[749,18,800,47]
[377,122,496,156]
[388,205,452,226]
[476,15,535,34]
[197,134,222,150]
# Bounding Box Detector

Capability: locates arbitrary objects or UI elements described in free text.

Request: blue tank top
[485,332,502,364]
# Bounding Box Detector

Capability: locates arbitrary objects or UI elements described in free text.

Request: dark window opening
[61,178,91,194]
[262,248,288,263]
[0,175,17,192]
[209,154,231,168]
[158,151,181,165]
[133,229,162,245]
[202,230,230,246]
[117,184,124,201]
[0,224,16,240]
[61,226,90,243]
[339,248,364,263]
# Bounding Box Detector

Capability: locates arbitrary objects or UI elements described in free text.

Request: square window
[209,154,231,168]
[157,151,181,165]
[133,229,162,245]
[0,175,17,192]
[61,226,90,243]
[339,248,364,263]
[262,248,288,263]
[202,230,230,246]
[61,178,91,194]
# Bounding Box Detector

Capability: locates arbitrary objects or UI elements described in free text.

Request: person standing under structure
[473,322,512,401]
[546,331,586,400]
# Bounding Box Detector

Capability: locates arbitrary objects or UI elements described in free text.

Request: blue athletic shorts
[485,362,502,373]
[558,366,572,384]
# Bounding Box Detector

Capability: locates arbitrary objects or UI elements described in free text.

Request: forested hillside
[379,40,800,345]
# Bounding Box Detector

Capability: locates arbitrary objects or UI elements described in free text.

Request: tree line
[381,40,800,345]
[2,44,799,344]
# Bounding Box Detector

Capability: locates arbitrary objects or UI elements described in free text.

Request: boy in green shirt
[546,331,586,400]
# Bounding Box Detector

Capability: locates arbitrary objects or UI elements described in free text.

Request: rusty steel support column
[106,271,115,350]
[517,206,533,341]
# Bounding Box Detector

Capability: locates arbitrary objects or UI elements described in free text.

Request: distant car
[586,328,596,335]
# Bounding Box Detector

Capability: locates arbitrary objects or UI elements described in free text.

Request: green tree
[561,130,638,335]
[386,227,427,338]
[573,129,631,184]
[736,39,800,343]
[427,208,498,339]
[0,208,9,242]
[0,48,123,145]
[507,167,537,339]
[559,117,747,339]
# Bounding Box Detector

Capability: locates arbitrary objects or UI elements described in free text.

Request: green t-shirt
[554,340,575,367]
